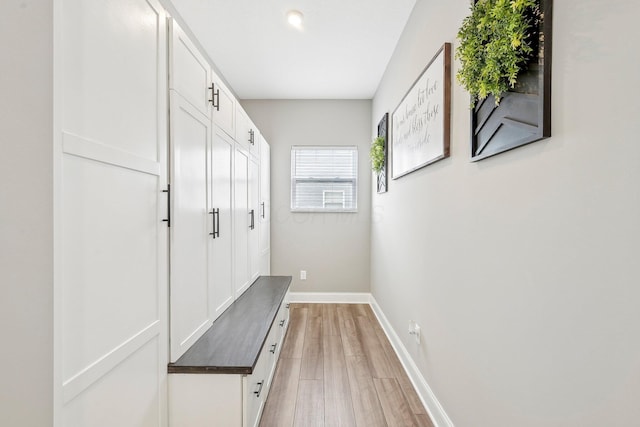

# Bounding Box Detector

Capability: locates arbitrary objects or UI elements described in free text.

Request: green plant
[370,136,385,173]
[456,0,538,106]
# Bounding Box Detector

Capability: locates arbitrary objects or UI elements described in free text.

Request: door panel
[259,138,270,274]
[169,21,211,118]
[234,148,250,297]
[249,157,260,283]
[62,0,161,162]
[211,71,235,138]
[56,0,168,425]
[169,93,212,361]
[210,127,234,318]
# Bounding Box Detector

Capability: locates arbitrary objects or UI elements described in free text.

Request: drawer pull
[270,343,277,354]
[254,381,264,397]
[279,320,285,327]
[285,303,290,309]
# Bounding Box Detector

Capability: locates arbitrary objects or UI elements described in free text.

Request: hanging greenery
[456,0,539,106]
[370,136,385,173]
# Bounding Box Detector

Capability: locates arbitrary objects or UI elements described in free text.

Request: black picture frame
[376,113,389,193]
[470,0,553,161]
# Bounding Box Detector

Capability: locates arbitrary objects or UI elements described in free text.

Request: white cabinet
[249,156,261,283]
[168,92,213,361]
[234,146,251,297]
[170,20,235,138]
[211,71,236,139]
[56,0,169,424]
[168,283,290,427]
[234,145,261,299]
[169,21,212,118]
[209,126,234,318]
[235,103,259,154]
[259,136,271,275]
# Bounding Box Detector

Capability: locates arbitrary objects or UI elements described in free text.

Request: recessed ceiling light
[286,10,304,29]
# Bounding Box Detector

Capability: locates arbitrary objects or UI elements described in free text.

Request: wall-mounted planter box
[470,0,553,161]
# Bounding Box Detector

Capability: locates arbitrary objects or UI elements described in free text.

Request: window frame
[290,145,358,213]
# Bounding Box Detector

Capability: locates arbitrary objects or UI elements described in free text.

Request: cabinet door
[248,122,260,158]
[235,104,250,151]
[249,156,261,283]
[234,147,250,297]
[259,137,271,274]
[169,92,212,361]
[211,70,235,138]
[169,21,211,118]
[209,126,234,319]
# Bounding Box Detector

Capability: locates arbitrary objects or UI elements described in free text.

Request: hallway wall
[371,1,640,425]
[0,1,54,425]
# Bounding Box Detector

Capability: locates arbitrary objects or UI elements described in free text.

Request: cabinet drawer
[244,348,268,427]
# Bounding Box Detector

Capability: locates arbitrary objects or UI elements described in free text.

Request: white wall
[0,1,54,425]
[242,100,372,293]
[371,1,640,426]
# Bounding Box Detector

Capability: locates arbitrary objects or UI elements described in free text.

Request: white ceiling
[171,0,416,100]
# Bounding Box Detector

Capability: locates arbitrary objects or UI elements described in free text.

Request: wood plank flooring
[260,304,435,427]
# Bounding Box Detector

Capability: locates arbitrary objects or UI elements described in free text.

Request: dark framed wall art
[469,0,553,161]
[376,113,388,193]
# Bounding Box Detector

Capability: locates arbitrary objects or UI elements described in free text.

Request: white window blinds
[291,146,358,212]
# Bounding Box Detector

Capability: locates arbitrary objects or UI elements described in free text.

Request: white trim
[62,320,160,404]
[369,297,455,427]
[288,292,372,304]
[62,132,161,176]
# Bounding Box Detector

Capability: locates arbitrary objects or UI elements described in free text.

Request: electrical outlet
[300,270,307,280]
[408,320,421,344]
[413,323,421,344]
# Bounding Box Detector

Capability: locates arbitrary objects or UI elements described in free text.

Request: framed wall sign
[392,43,451,179]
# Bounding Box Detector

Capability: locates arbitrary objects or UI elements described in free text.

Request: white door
[56,0,168,426]
[210,126,234,319]
[169,92,212,361]
[234,147,250,297]
[259,138,271,274]
[249,156,261,283]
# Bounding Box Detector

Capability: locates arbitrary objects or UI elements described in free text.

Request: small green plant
[370,136,385,173]
[456,0,538,106]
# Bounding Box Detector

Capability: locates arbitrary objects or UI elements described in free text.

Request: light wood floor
[259,303,435,427]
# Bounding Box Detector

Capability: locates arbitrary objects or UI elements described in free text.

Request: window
[291,146,358,212]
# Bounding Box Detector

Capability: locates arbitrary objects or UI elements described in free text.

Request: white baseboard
[369,296,454,427]
[288,292,372,304]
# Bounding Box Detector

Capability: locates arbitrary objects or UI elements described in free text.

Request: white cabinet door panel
[249,156,260,283]
[169,93,212,361]
[61,153,159,381]
[210,127,234,318]
[259,137,271,275]
[62,0,161,162]
[234,147,250,297]
[63,338,161,427]
[57,0,168,425]
[170,21,212,118]
[211,71,235,138]
[235,104,251,151]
